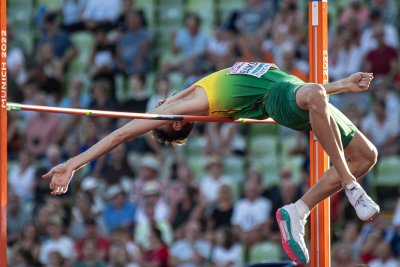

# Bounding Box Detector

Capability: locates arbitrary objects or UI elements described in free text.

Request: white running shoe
[345,181,380,221]
[276,204,309,264]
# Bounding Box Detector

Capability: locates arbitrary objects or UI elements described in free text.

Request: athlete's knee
[354,143,378,177]
[305,84,327,111]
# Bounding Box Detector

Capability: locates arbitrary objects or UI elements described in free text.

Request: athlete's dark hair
[152,122,194,146]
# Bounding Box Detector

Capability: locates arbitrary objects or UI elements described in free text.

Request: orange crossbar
[6,103,276,124]
[0,0,7,265]
[308,1,331,266]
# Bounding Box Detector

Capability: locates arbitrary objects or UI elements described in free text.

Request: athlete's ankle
[294,200,310,221]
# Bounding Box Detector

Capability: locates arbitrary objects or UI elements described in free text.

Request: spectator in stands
[140,226,169,267]
[207,184,234,231]
[120,74,149,113]
[75,217,110,263]
[371,0,399,27]
[10,222,41,265]
[89,79,118,111]
[7,29,28,87]
[146,76,171,112]
[7,149,36,202]
[7,192,32,245]
[211,227,243,267]
[28,65,63,103]
[232,179,272,261]
[205,123,246,156]
[135,181,169,223]
[83,0,122,30]
[169,220,211,267]
[130,155,165,204]
[74,239,107,267]
[102,144,134,186]
[25,94,62,158]
[46,251,66,267]
[337,221,362,259]
[35,41,63,80]
[364,25,398,81]
[200,156,232,203]
[101,185,136,233]
[108,243,139,267]
[271,0,305,47]
[330,26,363,81]
[89,25,116,87]
[339,0,370,29]
[117,0,147,31]
[162,13,208,75]
[35,12,78,75]
[368,241,400,267]
[280,42,308,82]
[116,10,151,75]
[206,25,235,71]
[109,227,141,262]
[236,0,273,37]
[331,242,357,267]
[360,9,399,55]
[39,217,76,266]
[60,0,86,32]
[361,98,399,152]
[60,77,90,109]
[134,200,173,249]
[169,183,198,236]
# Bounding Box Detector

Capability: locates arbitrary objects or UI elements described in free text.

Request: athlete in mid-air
[43,62,379,264]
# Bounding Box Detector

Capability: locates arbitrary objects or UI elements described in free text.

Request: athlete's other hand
[42,163,75,195]
[345,72,374,93]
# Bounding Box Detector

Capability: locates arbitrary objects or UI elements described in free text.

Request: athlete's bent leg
[301,131,378,209]
[295,84,355,186]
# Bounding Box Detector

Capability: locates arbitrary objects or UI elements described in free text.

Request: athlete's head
[152,121,194,146]
[151,99,194,145]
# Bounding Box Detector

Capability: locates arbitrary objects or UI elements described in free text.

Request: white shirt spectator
[170,239,211,267]
[360,23,399,55]
[212,244,242,267]
[135,200,169,223]
[330,46,364,80]
[361,112,399,148]
[200,175,231,203]
[7,47,27,86]
[8,165,36,200]
[231,197,272,232]
[83,0,122,23]
[39,236,76,264]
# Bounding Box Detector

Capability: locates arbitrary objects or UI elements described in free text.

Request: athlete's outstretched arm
[42,86,209,195]
[322,72,374,95]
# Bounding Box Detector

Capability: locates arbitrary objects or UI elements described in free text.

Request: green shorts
[265,77,357,148]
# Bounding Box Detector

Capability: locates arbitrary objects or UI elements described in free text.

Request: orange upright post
[0,0,7,265]
[308,1,330,266]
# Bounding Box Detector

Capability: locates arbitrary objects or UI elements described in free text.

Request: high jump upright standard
[309,0,330,266]
[0,0,7,267]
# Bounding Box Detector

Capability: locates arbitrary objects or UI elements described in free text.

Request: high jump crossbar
[0,0,330,266]
[6,102,276,124]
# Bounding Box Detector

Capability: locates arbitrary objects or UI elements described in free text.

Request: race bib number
[227,62,278,78]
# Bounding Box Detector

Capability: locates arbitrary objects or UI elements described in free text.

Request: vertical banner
[0,0,6,265]
[308,1,330,267]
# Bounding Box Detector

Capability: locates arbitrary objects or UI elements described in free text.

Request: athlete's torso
[194,62,298,119]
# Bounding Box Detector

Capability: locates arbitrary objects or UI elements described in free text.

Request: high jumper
[42,62,379,264]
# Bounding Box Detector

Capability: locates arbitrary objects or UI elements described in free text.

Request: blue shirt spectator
[101,185,136,233]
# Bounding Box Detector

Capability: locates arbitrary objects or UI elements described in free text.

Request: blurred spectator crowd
[5,0,400,266]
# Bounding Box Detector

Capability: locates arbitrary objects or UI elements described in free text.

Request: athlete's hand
[345,72,374,93]
[42,163,75,195]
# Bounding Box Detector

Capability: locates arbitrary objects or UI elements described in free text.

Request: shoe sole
[276,208,308,264]
[364,209,379,221]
